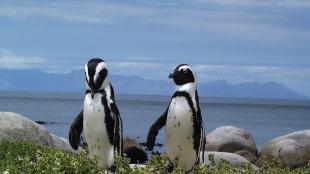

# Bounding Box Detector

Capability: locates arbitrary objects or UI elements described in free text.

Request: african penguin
[147,64,206,173]
[69,58,123,170]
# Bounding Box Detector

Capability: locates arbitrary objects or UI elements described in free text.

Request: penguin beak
[169,73,174,79]
[91,88,95,99]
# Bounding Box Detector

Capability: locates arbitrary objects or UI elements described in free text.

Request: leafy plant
[1,140,310,174]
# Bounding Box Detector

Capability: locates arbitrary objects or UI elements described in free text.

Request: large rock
[201,151,259,171]
[256,130,310,168]
[0,112,78,153]
[205,126,258,162]
[234,150,258,163]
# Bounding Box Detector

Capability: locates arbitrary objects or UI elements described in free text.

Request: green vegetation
[1,140,309,174]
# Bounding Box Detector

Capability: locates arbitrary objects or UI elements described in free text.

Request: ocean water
[0,91,309,151]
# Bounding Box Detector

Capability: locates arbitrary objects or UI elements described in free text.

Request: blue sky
[0,0,310,96]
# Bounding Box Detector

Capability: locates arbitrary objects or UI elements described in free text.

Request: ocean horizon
[0,90,309,152]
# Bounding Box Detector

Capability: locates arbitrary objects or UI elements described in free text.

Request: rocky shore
[0,112,309,170]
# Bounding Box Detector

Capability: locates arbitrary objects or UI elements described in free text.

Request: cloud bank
[0,1,309,43]
[0,49,45,69]
[0,49,309,96]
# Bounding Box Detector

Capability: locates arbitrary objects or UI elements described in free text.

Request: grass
[0,140,309,174]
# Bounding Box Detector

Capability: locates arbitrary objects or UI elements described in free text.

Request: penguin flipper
[194,90,206,163]
[111,102,123,156]
[69,111,83,150]
[146,109,168,151]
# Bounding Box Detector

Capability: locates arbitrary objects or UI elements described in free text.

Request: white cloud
[0,49,45,69]
[109,61,170,80]
[194,0,310,8]
[0,1,309,43]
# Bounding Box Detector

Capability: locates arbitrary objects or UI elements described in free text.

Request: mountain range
[0,69,308,100]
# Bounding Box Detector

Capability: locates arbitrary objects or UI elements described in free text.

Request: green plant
[1,140,309,174]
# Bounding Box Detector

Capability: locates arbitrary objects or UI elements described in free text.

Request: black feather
[69,111,83,150]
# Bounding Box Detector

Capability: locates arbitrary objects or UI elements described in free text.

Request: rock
[0,112,79,153]
[201,151,259,171]
[256,130,310,168]
[123,137,148,164]
[35,121,58,125]
[234,150,258,163]
[35,121,48,125]
[205,126,258,162]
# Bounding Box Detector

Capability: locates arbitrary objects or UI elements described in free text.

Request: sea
[0,91,309,152]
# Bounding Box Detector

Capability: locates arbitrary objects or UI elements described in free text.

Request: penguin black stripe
[95,69,107,89]
[196,90,206,163]
[110,84,123,155]
[86,60,100,87]
[101,92,115,144]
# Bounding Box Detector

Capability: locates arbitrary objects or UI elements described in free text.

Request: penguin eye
[183,69,188,73]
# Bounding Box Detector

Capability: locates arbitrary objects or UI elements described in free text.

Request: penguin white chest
[83,93,114,169]
[166,96,197,172]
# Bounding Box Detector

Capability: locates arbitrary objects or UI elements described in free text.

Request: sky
[0,0,310,96]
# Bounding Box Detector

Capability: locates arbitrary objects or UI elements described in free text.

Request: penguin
[69,58,123,170]
[147,64,206,173]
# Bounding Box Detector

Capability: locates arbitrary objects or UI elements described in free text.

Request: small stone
[178,122,181,127]
[202,151,259,171]
[187,136,190,140]
[98,145,101,149]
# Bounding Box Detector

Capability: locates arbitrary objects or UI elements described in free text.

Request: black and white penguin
[147,64,206,173]
[69,58,123,170]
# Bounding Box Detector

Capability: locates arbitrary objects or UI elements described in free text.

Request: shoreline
[1,90,309,107]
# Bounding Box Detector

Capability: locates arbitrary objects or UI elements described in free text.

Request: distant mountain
[0,69,308,100]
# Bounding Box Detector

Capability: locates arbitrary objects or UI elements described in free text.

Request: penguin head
[84,58,109,97]
[169,64,197,87]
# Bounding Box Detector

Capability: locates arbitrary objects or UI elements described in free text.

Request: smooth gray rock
[256,130,310,168]
[234,150,258,163]
[201,151,259,171]
[205,126,258,161]
[0,112,79,153]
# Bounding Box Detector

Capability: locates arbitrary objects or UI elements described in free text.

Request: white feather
[84,64,91,90]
